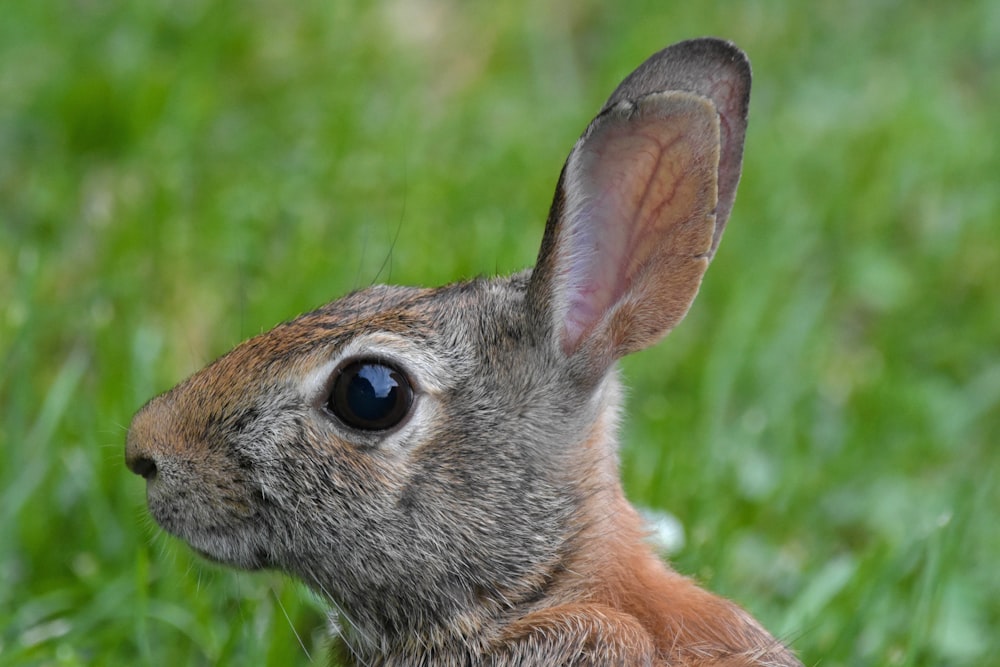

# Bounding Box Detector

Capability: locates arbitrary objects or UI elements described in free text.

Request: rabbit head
[126,38,789,665]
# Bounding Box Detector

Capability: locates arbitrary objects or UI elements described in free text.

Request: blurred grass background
[1,0,998,665]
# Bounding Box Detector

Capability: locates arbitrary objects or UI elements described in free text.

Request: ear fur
[528,38,751,372]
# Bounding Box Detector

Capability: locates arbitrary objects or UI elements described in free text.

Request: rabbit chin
[192,542,274,570]
[180,527,276,571]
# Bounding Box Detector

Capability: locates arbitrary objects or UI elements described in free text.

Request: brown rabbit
[127,38,802,666]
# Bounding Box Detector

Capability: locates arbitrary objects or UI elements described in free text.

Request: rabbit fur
[127,38,802,666]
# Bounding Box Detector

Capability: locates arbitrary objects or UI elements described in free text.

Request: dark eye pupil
[328,361,413,431]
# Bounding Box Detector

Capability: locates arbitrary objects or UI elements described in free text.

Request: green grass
[2,1,998,665]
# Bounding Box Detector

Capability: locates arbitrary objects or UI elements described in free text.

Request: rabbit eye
[327,360,413,431]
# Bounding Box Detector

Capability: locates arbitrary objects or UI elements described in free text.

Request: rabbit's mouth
[147,497,276,570]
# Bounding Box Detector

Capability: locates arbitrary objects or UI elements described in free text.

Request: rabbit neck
[551,444,793,664]
[494,379,787,665]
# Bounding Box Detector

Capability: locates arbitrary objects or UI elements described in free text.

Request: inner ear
[526,39,750,377]
[600,38,751,258]
[525,90,723,374]
[555,93,720,362]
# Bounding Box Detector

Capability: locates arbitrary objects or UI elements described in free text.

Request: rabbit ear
[601,38,751,250]
[527,38,750,372]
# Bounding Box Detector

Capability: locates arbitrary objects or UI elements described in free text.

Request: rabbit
[127,37,802,667]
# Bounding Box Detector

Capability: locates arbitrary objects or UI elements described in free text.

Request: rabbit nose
[125,430,160,480]
[127,453,158,480]
[126,402,166,481]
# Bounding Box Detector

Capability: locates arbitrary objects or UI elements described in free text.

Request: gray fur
[127,38,801,666]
